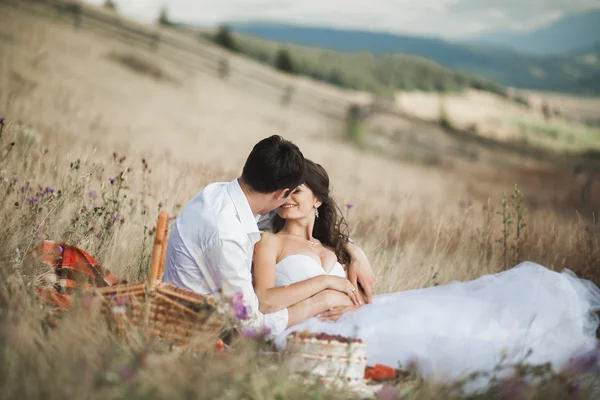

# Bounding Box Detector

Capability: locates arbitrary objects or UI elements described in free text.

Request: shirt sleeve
[204,234,289,335]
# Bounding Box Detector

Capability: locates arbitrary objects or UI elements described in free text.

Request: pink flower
[346,203,354,210]
[377,385,400,400]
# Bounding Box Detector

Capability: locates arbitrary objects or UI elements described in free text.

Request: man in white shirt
[164,136,375,335]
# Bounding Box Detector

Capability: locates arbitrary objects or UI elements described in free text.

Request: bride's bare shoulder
[255,232,283,259]
[257,231,282,246]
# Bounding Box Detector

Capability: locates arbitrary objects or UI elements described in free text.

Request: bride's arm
[253,233,359,314]
[286,289,354,327]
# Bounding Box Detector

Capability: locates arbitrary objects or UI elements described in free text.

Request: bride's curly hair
[273,159,351,265]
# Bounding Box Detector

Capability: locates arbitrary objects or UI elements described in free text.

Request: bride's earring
[315,207,319,218]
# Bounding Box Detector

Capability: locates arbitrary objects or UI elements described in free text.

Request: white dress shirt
[164,179,289,334]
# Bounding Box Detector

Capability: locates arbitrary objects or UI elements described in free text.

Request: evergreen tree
[103,0,117,11]
[157,5,172,27]
[214,25,237,52]
[274,49,294,74]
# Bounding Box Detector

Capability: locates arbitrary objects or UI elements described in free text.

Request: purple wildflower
[112,215,120,222]
[116,296,129,307]
[241,327,261,339]
[501,378,529,399]
[0,117,5,124]
[87,190,98,199]
[57,245,64,254]
[26,196,39,203]
[564,348,600,375]
[241,326,271,339]
[471,234,478,239]
[11,177,17,183]
[119,365,136,381]
[346,203,354,210]
[75,237,81,245]
[108,177,117,184]
[232,292,249,320]
[45,187,55,194]
[376,385,400,400]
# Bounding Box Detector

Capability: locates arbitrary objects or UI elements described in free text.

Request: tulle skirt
[275,262,600,383]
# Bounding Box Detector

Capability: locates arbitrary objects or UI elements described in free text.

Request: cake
[284,331,368,384]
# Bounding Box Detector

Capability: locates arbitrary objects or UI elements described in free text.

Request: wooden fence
[2,0,352,119]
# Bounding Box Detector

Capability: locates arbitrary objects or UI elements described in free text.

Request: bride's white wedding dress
[273,255,600,382]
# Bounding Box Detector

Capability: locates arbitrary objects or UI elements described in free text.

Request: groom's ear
[275,188,291,200]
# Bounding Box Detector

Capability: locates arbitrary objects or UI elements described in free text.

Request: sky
[87,0,600,39]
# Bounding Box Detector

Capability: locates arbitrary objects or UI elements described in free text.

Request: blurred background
[1,0,599,287]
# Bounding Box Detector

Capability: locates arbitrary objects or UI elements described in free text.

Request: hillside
[471,9,600,56]
[229,22,600,95]
[228,33,506,96]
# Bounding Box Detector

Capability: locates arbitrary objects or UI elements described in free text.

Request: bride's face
[276,184,321,220]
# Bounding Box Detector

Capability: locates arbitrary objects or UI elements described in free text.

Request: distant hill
[227,33,506,97]
[229,22,600,95]
[471,10,600,56]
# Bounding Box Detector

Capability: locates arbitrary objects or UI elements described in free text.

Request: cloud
[85,0,600,38]
[447,0,600,32]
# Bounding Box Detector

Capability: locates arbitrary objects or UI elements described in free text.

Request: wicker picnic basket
[96,210,230,346]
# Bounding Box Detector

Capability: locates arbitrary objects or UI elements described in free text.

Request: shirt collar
[227,178,260,238]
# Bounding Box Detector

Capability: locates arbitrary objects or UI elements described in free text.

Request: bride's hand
[318,305,362,322]
[324,276,361,305]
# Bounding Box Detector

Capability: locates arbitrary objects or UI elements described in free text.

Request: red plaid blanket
[31,240,124,308]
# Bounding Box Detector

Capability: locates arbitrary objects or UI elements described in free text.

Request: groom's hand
[346,244,376,303]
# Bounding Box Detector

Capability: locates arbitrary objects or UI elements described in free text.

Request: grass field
[1,3,600,399]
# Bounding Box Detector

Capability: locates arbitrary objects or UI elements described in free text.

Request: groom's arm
[345,242,376,303]
[210,235,289,334]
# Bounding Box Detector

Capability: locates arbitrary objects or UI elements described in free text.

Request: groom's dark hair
[242,135,305,195]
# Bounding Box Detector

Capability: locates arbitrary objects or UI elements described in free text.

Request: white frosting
[285,335,367,381]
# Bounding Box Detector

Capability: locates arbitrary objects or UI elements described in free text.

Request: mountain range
[229,10,600,94]
[470,10,600,56]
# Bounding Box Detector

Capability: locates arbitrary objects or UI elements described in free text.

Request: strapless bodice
[275,254,346,287]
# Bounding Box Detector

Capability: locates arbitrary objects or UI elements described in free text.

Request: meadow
[1,3,600,399]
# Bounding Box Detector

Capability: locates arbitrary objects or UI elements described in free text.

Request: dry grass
[1,4,600,399]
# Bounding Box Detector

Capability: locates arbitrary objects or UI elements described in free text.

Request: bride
[252,159,600,383]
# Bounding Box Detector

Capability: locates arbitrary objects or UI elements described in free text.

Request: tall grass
[1,116,599,399]
[1,6,600,399]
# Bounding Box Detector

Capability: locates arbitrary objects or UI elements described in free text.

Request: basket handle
[149,210,169,284]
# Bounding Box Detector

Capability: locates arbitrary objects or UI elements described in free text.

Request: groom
[164,135,374,334]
